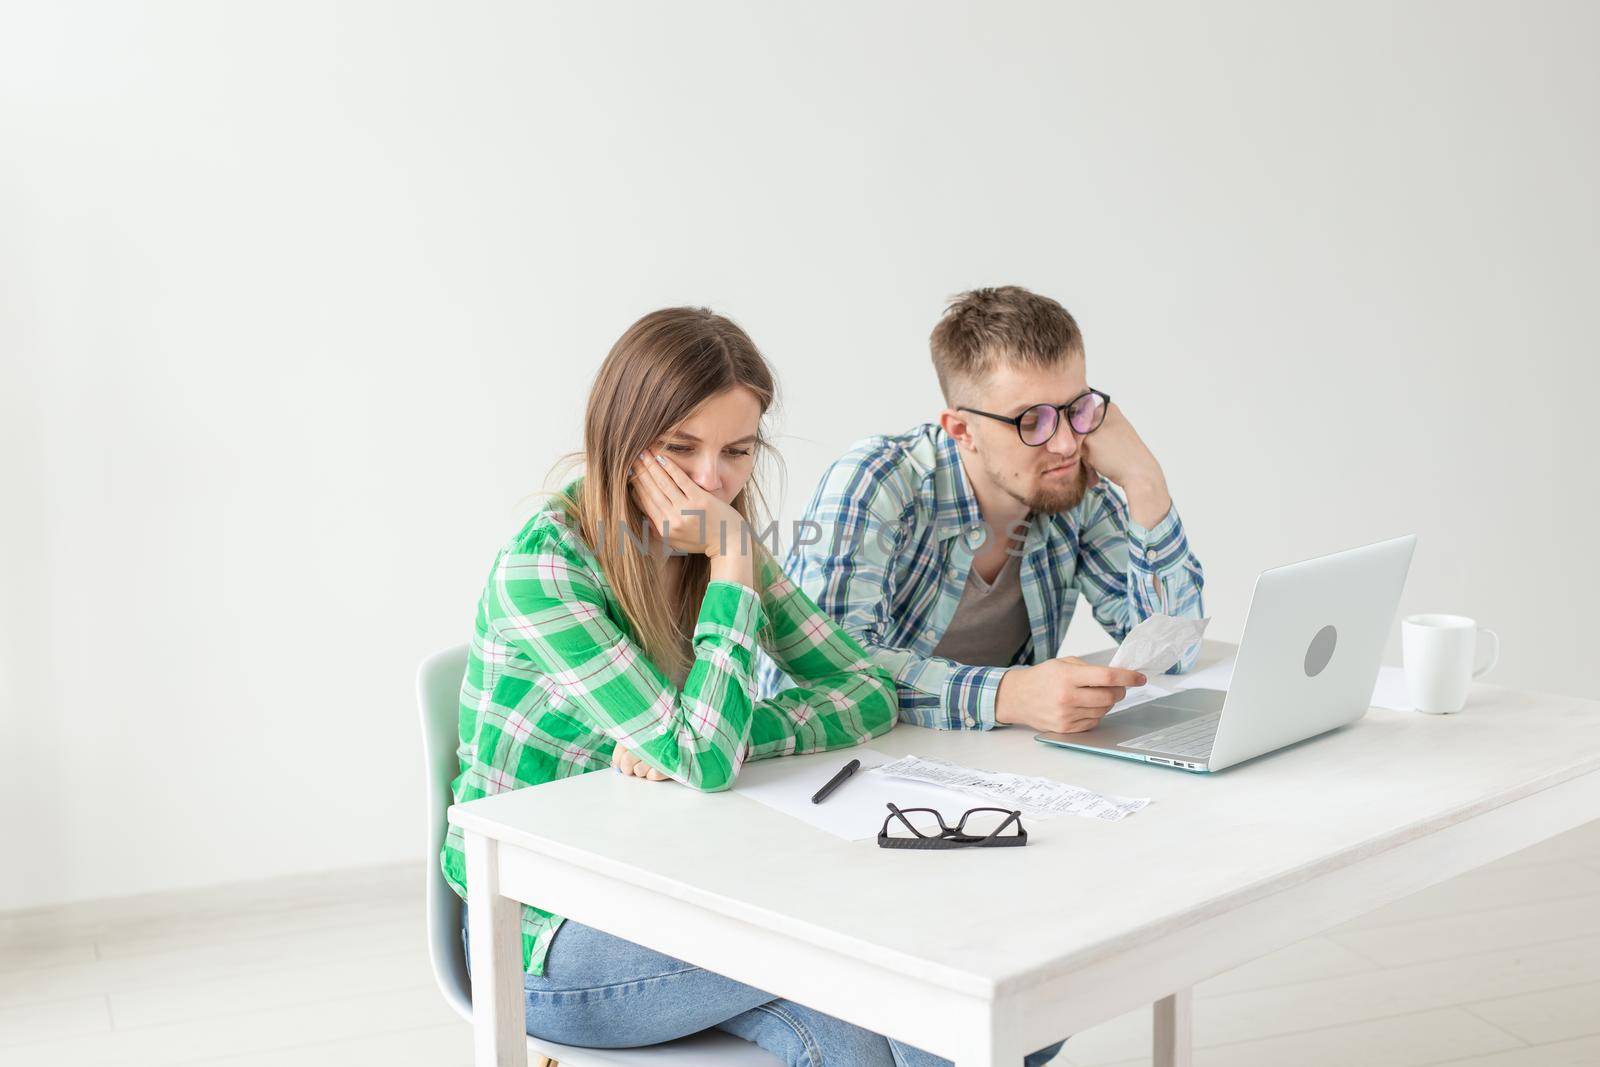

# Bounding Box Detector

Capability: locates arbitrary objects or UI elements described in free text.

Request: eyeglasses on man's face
[958,388,1110,447]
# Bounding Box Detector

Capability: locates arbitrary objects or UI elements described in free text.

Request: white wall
[2,1,1595,911]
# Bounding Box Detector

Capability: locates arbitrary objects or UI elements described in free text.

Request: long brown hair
[561,307,777,680]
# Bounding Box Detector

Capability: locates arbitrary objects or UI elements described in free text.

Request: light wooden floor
[4,820,1600,1066]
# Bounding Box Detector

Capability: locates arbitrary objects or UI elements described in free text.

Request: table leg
[465,831,528,1067]
[1153,988,1193,1067]
[953,1014,1026,1066]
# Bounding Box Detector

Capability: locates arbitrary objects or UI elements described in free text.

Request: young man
[762,286,1204,734]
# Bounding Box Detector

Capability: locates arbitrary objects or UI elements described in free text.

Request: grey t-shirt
[929,552,1031,667]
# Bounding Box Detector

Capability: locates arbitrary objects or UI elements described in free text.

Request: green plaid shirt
[441,486,899,974]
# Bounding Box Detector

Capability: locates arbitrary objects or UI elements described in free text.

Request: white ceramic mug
[1403,614,1500,714]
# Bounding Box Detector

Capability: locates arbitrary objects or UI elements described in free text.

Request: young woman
[440,308,1063,1066]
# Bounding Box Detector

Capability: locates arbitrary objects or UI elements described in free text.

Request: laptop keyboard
[1119,712,1221,759]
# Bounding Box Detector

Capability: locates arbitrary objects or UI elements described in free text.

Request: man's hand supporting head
[1080,401,1172,529]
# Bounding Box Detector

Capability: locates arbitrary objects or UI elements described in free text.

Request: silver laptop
[1036,535,1416,773]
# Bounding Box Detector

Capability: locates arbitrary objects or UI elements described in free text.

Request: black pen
[811,758,861,804]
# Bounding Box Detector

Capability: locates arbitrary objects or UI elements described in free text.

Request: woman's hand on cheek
[632,450,745,558]
[629,454,675,545]
[611,743,668,782]
[630,451,708,556]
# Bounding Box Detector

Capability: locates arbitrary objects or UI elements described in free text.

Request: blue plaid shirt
[759,424,1204,730]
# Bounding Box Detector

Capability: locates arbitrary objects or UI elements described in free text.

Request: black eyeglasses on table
[959,388,1111,447]
[877,803,1028,850]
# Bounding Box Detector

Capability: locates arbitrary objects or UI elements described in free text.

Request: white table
[449,642,1600,1066]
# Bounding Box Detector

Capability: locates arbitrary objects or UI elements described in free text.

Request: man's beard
[990,457,1091,516]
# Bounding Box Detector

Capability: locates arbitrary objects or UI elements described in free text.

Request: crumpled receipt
[1108,614,1209,673]
[1087,614,1210,675]
[873,755,1149,821]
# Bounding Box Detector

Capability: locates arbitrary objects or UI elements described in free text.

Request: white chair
[418,644,780,1066]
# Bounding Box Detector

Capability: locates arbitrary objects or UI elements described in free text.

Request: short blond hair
[929,286,1083,402]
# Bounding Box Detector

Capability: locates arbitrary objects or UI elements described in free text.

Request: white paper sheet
[1368,665,1416,711]
[1169,654,1416,711]
[1167,658,1235,692]
[1108,682,1173,714]
[731,749,983,842]
[872,755,1150,822]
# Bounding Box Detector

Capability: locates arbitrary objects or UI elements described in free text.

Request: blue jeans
[462,912,1066,1066]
